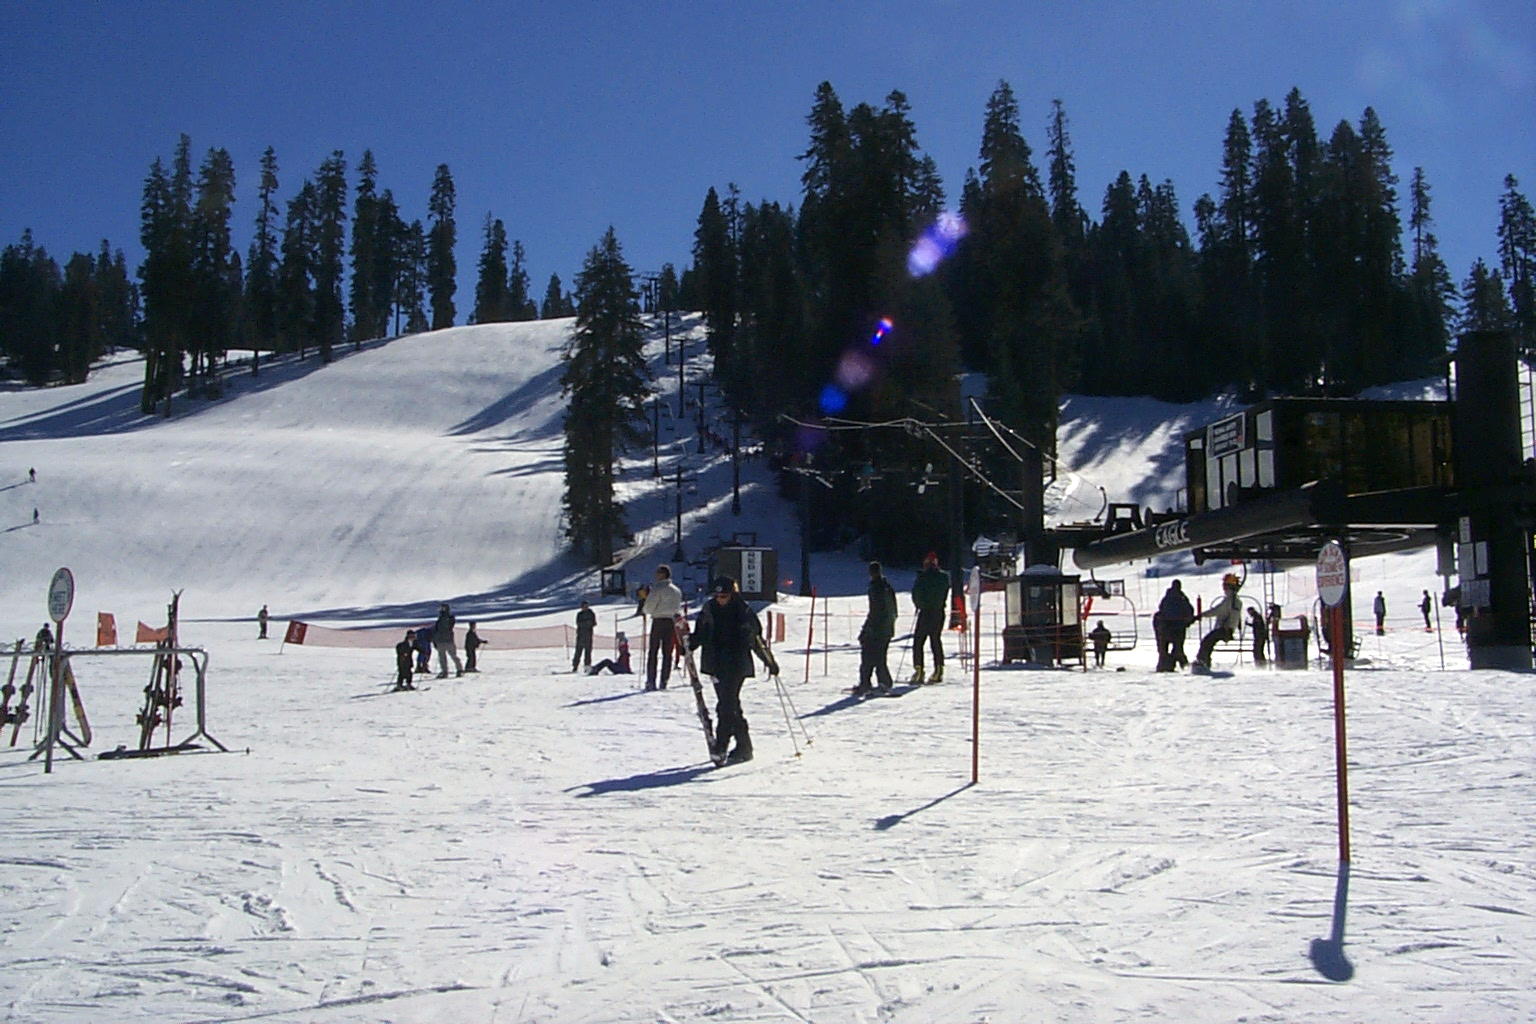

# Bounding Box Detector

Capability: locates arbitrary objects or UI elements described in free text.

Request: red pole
[1330,603,1352,863]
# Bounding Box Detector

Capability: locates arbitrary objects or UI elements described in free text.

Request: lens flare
[906,211,968,277]
[818,384,849,415]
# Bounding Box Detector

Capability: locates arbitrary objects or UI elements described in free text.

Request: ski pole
[771,673,811,751]
[894,611,917,680]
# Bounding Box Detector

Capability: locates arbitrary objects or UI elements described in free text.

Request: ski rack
[23,646,226,765]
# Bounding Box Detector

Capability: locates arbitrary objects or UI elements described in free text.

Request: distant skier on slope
[394,631,417,690]
[909,551,949,684]
[688,576,777,764]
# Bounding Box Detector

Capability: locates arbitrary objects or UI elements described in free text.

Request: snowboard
[673,616,724,766]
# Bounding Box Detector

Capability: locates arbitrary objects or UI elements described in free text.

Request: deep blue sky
[2,0,1531,323]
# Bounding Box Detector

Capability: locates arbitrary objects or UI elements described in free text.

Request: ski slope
[0,321,1531,1023]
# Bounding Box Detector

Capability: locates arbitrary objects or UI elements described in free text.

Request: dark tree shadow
[1308,861,1354,981]
[874,782,974,830]
[566,764,715,797]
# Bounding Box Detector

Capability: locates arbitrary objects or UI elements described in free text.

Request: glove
[765,655,780,676]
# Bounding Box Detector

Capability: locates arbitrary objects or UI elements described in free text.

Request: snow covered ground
[1,321,1531,1023]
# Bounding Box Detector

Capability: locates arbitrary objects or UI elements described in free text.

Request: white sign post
[1316,542,1351,864]
[43,568,74,774]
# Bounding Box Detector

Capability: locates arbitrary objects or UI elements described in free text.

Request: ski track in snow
[0,322,1531,1022]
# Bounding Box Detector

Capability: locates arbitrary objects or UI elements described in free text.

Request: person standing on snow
[1193,574,1244,672]
[257,604,269,640]
[394,630,417,691]
[1246,606,1268,665]
[1373,591,1387,635]
[641,565,683,691]
[464,622,487,672]
[688,576,778,764]
[572,600,596,673]
[909,551,949,684]
[414,627,432,673]
[1420,590,1433,631]
[432,602,463,678]
[1088,620,1112,667]
[1155,580,1194,671]
[855,561,897,694]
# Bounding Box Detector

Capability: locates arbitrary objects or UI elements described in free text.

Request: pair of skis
[672,617,725,767]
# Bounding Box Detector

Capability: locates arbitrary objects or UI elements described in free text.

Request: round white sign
[47,566,75,624]
[1316,541,1348,607]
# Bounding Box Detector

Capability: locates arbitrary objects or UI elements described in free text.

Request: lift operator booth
[1001,567,1084,668]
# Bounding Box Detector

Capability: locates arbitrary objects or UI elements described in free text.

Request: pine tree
[1406,166,1455,363]
[507,240,536,320]
[472,214,510,323]
[0,230,62,385]
[373,189,404,336]
[693,186,737,364]
[394,218,429,334]
[541,272,573,318]
[137,137,195,412]
[1496,174,1536,350]
[427,164,457,329]
[560,227,649,565]
[349,150,382,343]
[311,151,348,362]
[276,181,317,357]
[245,146,280,373]
[190,145,238,389]
[1460,258,1514,332]
[57,252,101,384]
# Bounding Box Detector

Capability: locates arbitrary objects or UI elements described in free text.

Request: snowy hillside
[0,324,1531,1023]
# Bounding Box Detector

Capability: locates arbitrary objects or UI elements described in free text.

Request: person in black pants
[688,576,778,764]
[464,623,487,672]
[572,601,596,672]
[394,631,417,690]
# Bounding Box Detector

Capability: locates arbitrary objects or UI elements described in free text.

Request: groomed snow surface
[1,320,1532,1023]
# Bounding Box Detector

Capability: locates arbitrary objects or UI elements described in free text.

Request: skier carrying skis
[394,630,417,690]
[909,551,949,683]
[1192,574,1244,672]
[688,576,778,764]
[855,561,897,694]
[432,603,463,678]
[572,600,596,672]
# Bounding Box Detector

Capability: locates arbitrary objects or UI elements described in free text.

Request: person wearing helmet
[688,576,778,764]
[588,632,632,675]
[909,551,950,683]
[1193,574,1244,673]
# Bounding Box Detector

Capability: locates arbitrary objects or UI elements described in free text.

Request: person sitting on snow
[588,633,632,675]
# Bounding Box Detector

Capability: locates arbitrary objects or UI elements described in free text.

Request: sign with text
[1316,541,1348,607]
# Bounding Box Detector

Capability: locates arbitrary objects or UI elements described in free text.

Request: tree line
[1,136,583,410]
[681,81,1536,561]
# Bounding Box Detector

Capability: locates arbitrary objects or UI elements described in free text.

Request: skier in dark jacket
[414,626,432,672]
[1088,620,1112,667]
[464,622,487,672]
[909,552,950,683]
[689,576,777,763]
[572,600,596,672]
[588,632,632,675]
[856,561,898,694]
[394,631,417,690]
[1155,580,1194,671]
[1247,606,1268,665]
[432,603,462,678]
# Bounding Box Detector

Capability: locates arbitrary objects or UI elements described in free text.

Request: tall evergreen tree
[349,150,383,342]
[693,186,737,365]
[560,227,648,565]
[190,145,238,388]
[311,151,348,361]
[541,272,573,318]
[1460,258,1514,332]
[137,137,196,412]
[394,218,429,334]
[245,146,280,372]
[508,239,537,320]
[1496,174,1536,349]
[0,230,61,385]
[427,164,457,329]
[1406,166,1455,365]
[473,214,510,323]
[276,180,317,357]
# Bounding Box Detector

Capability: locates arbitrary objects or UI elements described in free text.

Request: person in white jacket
[1193,574,1245,672]
[641,565,684,691]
